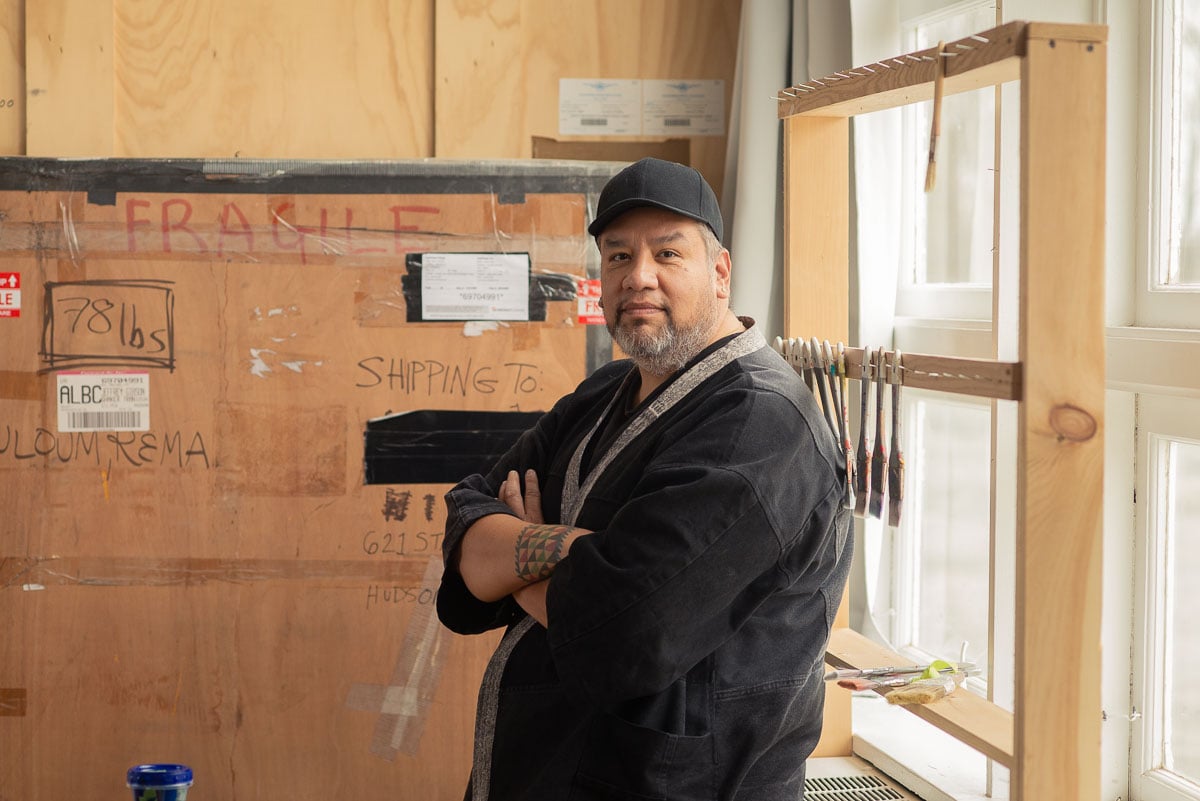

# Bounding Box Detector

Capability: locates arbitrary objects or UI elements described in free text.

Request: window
[848,1,1200,799]
[895,1,998,322]
[1139,0,1200,326]
[1173,2,1200,285]
[1133,396,1200,801]
[904,3,996,286]
[891,392,991,669]
[1128,3,1200,799]
[851,3,1010,798]
[1165,442,1200,780]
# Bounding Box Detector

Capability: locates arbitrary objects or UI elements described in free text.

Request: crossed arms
[454,468,591,626]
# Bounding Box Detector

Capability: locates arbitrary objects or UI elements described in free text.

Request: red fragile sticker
[576,278,604,325]
[0,272,20,318]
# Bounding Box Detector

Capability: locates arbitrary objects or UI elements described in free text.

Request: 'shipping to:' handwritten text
[355,357,543,397]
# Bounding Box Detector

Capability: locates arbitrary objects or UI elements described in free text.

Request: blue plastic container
[126,764,193,801]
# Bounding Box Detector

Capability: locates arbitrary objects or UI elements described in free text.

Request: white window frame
[893,0,997,323]
[1131,394,1200,801]
[1136,0,1200,327]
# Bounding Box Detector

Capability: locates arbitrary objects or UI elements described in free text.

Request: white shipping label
[421,253,530,321]
[642,79,725,136]
[559,79,642,136]
[57,371,150,432]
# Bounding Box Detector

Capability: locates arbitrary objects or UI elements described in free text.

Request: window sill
[852,693,1007,801]
[826,628,1013,766]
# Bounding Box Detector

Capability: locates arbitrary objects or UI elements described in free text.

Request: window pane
[1177,2,1200,284]
[910,399,991,666]
[909,6,996,285]
[1167,440,1200,780]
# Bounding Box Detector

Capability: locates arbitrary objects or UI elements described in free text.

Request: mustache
[616,299,668,317]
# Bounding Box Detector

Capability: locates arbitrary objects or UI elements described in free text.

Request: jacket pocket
[570,711,713,801]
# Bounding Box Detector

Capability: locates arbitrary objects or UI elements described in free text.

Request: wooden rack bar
[774,340,1022,401]
[776,21,1105,119]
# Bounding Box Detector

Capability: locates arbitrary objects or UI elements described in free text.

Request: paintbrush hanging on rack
[770,339,924,521]
[854,345,873,518]
[836,343,856,510]
[869,347,888,520]
[888,350,906,527]
[810,337,840,438]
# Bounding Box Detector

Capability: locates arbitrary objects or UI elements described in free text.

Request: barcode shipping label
[642,79,725,136]
[57,371,150,432]
[421,253,531,321]
[558,79,641,136]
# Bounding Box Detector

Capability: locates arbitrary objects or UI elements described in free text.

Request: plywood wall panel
[16,0,738,179]
[435,0,741,193]
[24,0,114,156]
[0,0,24,154]
[112,0,433,158]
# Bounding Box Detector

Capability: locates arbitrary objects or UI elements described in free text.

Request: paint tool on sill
[836,675,913,691]
[824,662,976,682]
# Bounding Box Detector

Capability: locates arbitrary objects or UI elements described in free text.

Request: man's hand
[500,470,552,626]
[500,469,543,524]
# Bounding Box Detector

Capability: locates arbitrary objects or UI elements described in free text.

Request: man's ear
[715,250,733,299]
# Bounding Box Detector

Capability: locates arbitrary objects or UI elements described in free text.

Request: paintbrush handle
[869,349,888,519]
[812,350,838,437]
[854,354,871,516]
[888,362,905,527]
[838,351,855,510]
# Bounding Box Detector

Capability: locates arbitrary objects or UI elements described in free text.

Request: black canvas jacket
[438,326,853,801]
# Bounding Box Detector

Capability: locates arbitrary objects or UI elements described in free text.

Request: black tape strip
[0,157,617,207]
[363,409,544,484]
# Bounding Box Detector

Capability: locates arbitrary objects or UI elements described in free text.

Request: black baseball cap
[588,158,724,243]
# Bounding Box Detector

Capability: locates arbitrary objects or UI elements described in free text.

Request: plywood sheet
[24,0,113,156]
[112,0,433,158]
[0,0,23,154]
[0,157,617,801]
[435,0,741,195]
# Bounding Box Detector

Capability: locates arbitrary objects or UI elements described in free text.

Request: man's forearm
[455,513,590,602]
[513,581,549,627]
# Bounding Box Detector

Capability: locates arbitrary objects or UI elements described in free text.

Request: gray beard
[610,300,723,377]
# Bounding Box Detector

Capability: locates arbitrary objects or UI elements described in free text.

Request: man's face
[597,207,731,376]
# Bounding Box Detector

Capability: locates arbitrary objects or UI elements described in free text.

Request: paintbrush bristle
[869,490,884,519]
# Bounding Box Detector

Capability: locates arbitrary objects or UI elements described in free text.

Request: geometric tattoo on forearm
[513,524,572,583]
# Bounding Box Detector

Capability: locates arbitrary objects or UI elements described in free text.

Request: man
[437,158,851,800]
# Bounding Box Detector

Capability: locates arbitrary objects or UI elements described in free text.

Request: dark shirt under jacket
[438,324,853,801]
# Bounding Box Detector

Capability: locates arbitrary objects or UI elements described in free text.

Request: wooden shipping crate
[0,158,617,801]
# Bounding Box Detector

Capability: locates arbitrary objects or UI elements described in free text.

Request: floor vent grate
[804,773,907,800]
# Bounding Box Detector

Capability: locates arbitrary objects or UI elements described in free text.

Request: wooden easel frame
[779,21,1106,800]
